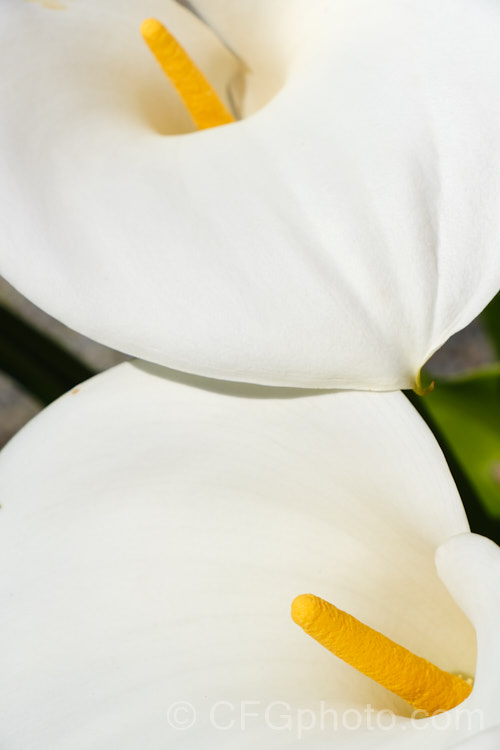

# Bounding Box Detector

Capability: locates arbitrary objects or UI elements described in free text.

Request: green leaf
[417,366,500,523]
[482,292,500,359]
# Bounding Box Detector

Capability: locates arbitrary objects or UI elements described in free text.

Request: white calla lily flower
[1,361,499,748]
[1,0,500,390]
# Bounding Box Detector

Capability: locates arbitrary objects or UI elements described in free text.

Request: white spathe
[0,361,499,748]
[1,0,500,389]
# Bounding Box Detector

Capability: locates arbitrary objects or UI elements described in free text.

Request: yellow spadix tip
[292,593,473,716]
[291,594,323,629]
[140,17,163,40]
[140,17,235,131]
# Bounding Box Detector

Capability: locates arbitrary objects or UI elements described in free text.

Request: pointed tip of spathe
[413,368,435,397]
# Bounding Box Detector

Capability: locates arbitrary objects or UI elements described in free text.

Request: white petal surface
[0,362,479,748]
[436,534,500,731]
[1,1,500,389]
[454,726,500,749]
